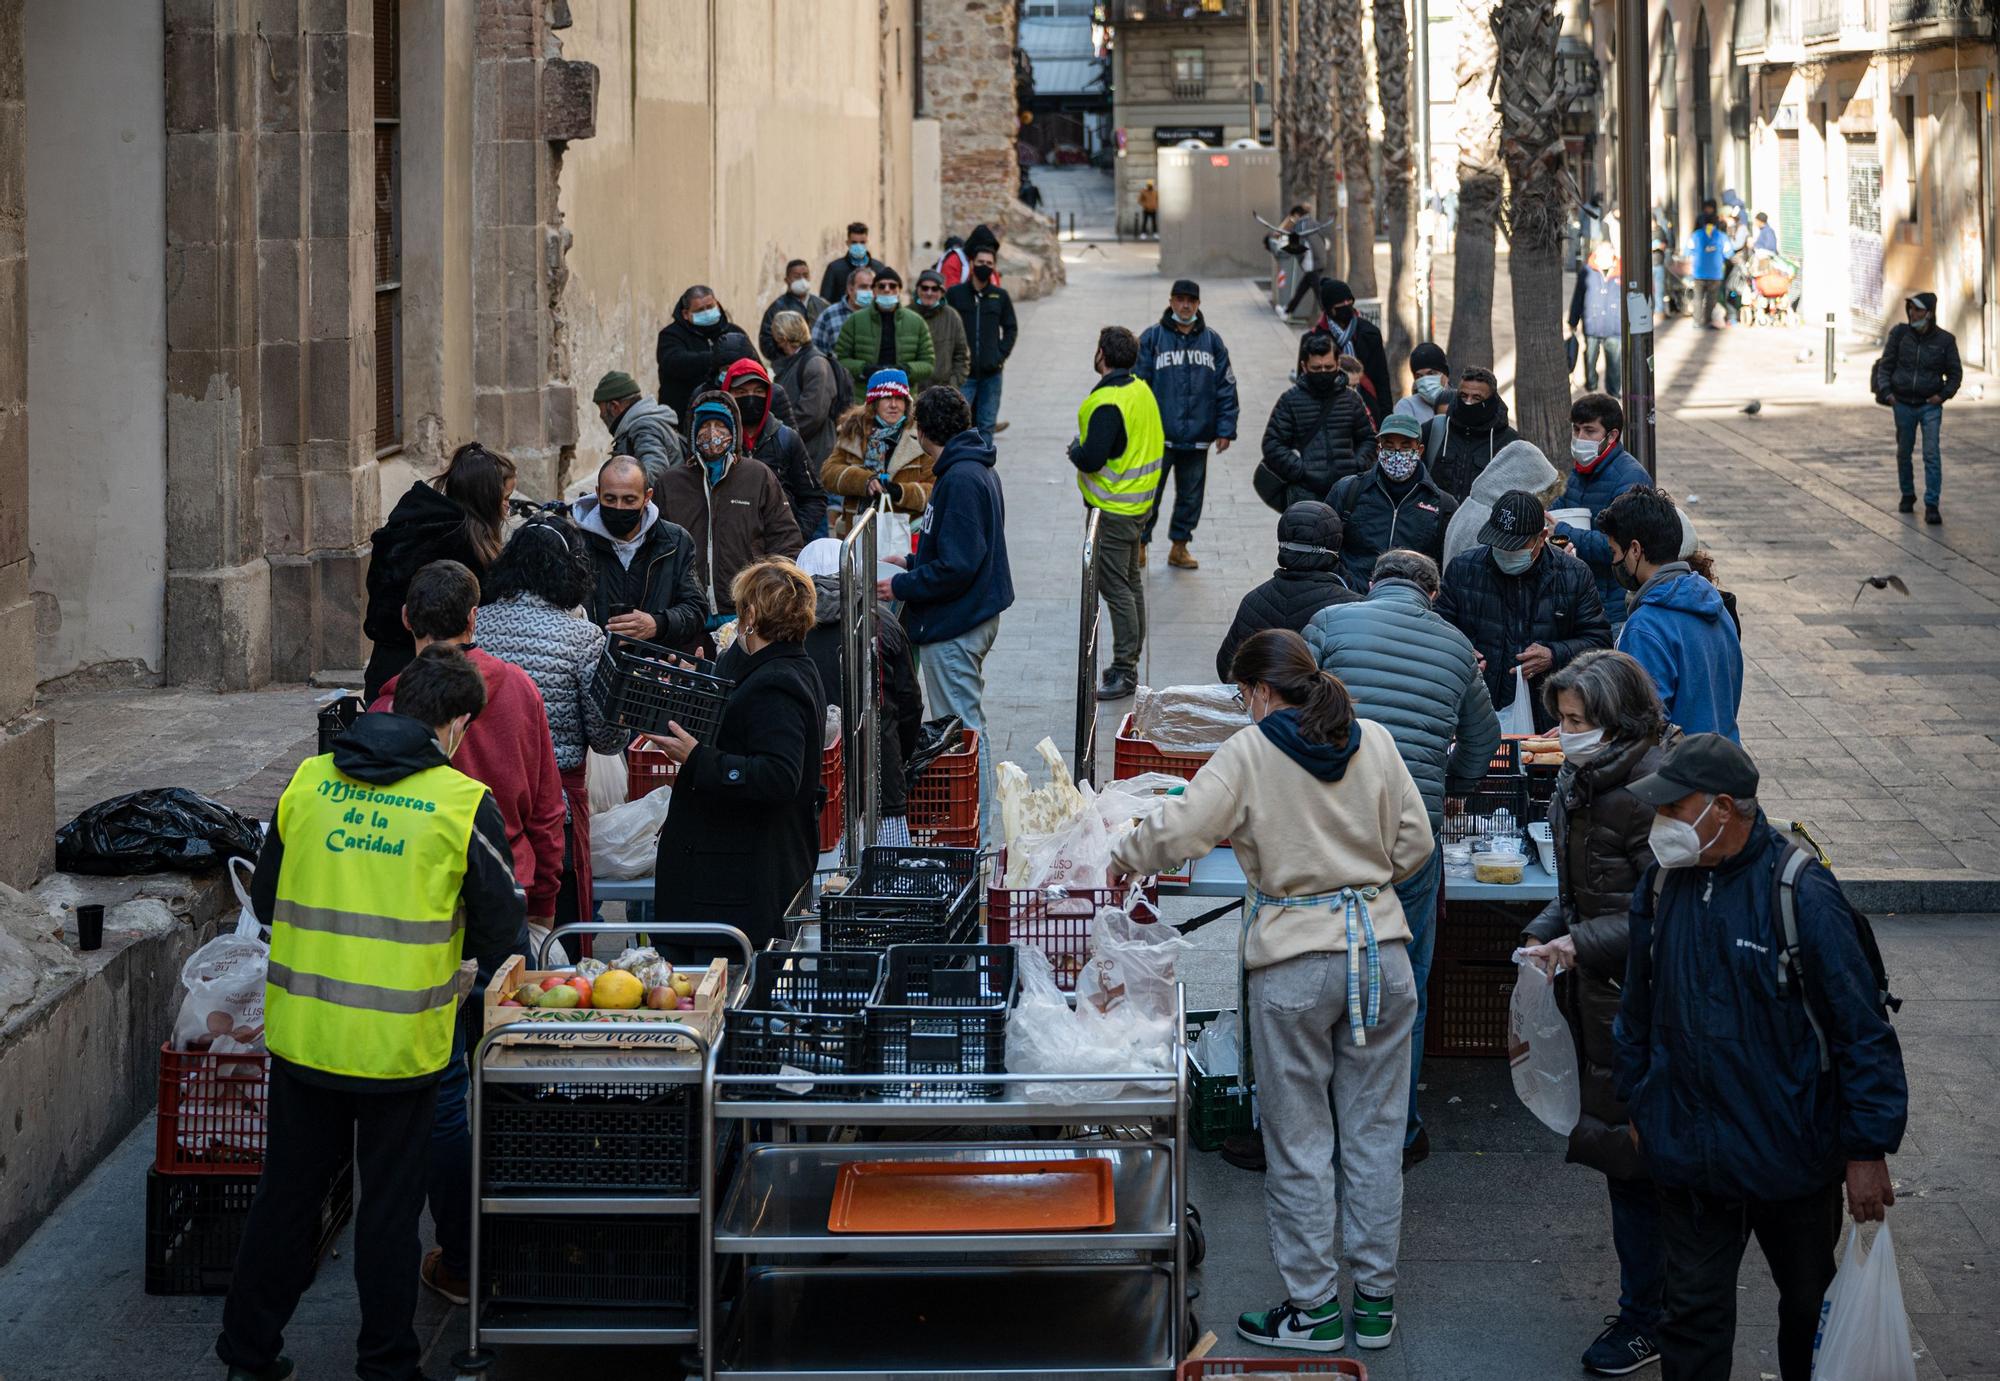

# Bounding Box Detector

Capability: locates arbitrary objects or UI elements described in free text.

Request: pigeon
[1741,400,1762,416]
[1852,574,1910,607]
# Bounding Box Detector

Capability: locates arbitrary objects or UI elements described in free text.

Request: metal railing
[840,508,880,862]
[1075,508,1102,787]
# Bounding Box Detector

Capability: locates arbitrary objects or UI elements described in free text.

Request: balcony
[1170,77,1207,100]
[1115,1,1246,20]
[1803,0,1883,48]
[1888,0,1992,32]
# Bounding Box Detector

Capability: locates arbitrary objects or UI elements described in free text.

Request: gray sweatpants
[1248,943,1417,1307]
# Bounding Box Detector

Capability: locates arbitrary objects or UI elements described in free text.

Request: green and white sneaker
[1352,1289,1396,1349]
[1237,1297,1346,1352]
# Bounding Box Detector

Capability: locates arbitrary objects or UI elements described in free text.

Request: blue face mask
[1173,309,1197,325]
[1492,545,1538,576]
[847,243,868,263]
[876,294,900,310]
[853,290,874,309]
[690,306,721,328]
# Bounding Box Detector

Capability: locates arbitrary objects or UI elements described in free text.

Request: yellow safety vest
[266,753,490,1081]
[1075,376,1167,517]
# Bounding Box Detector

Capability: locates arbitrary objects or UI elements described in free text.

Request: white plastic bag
[1507,949,1581,1135]
[590,787,672,879]
[587,749,628,814]
[174,856,269,1053]
[1813,1223,1917,1381]
[1498,666,1538,737]
[1190,1009,1241,1078]
[876,494,914,557]
[1004,905,1188,1103]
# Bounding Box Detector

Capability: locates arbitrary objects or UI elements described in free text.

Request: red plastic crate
[988,850,1159,991]
[1112,713,1212,782]
[1180,1361,1366,1379]
[626,743,678,801]
[157,1044,271,1173]
[908,728,979,847]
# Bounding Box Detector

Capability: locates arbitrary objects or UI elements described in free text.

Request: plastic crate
[481,1081,700,1193]
[1440,774,1531,844]
[818,846,981,951]
[867,944,1017,1102]
[1112,712,1211,782]
[987,859,1159,992]
[907,728,979,847]
[480,1213,697,1311]
[628,737,843,853]
[1186,1009,1253,1153]
[1490,737,1524,773]
[1436,900,1535,963]
[721,949,883,1101]
[1525,769,1562,825]
[1180,1361,1367,1379]
[156,1045,270,1173]
[588,634,734,741]
[1424,957,1515,1058]
[144,1160,352,1296]
[818,735,846,853]
[626,743,678,802]
[316,693,363,755]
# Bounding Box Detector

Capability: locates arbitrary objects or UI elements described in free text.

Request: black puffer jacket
[1215,502,1358,679]
[1870,294,1962,405]
[1422,400,1522,501]
[802,576,923,817]
[1328,463,1458,589]
[362,481,492,701]
[655,315,760,422]
[1436,545,1613,732]
[1255,375,1376,511]
[1524,730,1674,1180]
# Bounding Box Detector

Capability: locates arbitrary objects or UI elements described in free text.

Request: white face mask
[1649,797,1718,869]
[1557,726,1604,757]
[1571,437,1604,467]
[789,277,811,296]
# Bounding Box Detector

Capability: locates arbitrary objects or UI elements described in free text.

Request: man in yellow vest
[218,645,525,1381]
[1069,324,1167,700]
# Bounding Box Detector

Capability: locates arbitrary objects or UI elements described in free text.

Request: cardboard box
[482,954,726,1049]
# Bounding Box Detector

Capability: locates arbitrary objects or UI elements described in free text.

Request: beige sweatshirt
[1111,719,1435,970]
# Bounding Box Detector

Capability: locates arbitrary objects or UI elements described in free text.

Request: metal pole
[840,509,880,863]
[1616,0,1656,475]
[1075,509,1102,787]
[1247,0,1261,143]
[1412,0,1433,342]
[1824,312,1837,385]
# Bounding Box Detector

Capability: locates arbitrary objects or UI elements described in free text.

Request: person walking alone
[947,243,1017,441]
[1568,242,1623,395]
[1135,279,1239,570]
[1871,291,1961,525]
[1069,326,1166,702]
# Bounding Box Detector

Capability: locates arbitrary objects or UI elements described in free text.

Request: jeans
[1607,1176,1666,1331]
[1092,509,1148,679]
[1394,842,1443,1146]
[1140,447,1209,545]
[1655,1181,1842,1381]
[1139,209,1158,236]
[1695,278,1722,326]
[1892,399,1943,506]
[1582,332,1623,396]
[960,374,1004,441]
[427,1003,475,1276]
[919,614,1001,846]
[219,1062,438,1381]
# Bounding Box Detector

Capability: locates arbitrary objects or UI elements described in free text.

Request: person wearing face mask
[912,268,972,390]
[594,369,684,493]
[1598,486,1743,741]
[1391,343,1452,425]
[1616,733,1907,1381]
[1215,501,1359,680]
[655,283,759,424]
[946,237,1018,441]
[812,264,875,356]
[819,219,886,304]
[1419,366,1522,502]
[1566,241,1624,395]
[1871,290,1961,524]
[1255,332,1377,514]
[1516,649,1676,1377]
[1109,629,1434,1355]
[723,357,828,539]
[759,257,829,361]
[823,368,936,538]
[1328,413,1457,588]
[1552,393,1651,630]
[1135,278,1240,569]
[650,392,805,623]
[768,309,848,465]
[1310,278,1392,410]
[1440,436,1563,570]
[572,456,709,651]
[833,265,936,392]
[1436,489,1612,734]
[218,641,525,1381]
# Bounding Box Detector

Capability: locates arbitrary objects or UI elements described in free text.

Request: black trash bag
[56,787,264,876]
[904,715,966,794]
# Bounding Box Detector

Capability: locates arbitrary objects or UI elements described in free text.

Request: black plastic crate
[482,1081,699,1192]
[480,1213,697,1311]
[818,847,981,951]
[1437,900,1537,962]
[316,693,363,754]
[867,944,1017,1102]
[721,949,883,1101]
[1186,1009,1253,1153]
[588,634,734,742]
[144,1160,353,1296]
[1441,774,1531,843]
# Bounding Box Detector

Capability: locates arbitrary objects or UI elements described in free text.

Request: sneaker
[1582,1316,1661,1375]
[1220,1130,1266,1171]
[1926,504,1942,526]
[1237,1297,1346,1352]
[1352,1289,1396,1349]
[1402,1125,1430,1172]
[1898,494,1916,513]
[224,1360,295,1381]
[421,1246,471,1307]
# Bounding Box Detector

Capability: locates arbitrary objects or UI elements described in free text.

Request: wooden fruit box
[481,953,726,1049]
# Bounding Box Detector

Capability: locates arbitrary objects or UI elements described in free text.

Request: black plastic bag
[56,787,264,876]
[904,715,966,794]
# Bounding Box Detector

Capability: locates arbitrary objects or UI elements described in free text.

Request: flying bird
[1853,574,1910,607]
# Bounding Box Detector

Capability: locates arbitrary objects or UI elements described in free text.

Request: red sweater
[372,647,566,917]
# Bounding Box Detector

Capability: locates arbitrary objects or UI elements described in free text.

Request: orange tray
[826,1158,1115,1234]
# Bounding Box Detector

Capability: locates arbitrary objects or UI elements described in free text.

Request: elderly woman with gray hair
[1519,647,1676,1377]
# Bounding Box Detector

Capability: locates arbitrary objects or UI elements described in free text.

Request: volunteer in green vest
[218,644,525,1381]
[1069,324,1167,701]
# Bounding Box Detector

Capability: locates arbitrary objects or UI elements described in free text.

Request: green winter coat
[834,305,936,389]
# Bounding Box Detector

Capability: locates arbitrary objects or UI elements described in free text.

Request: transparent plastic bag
[1507,949,1581,1135]
[1004,905,1187,1104]
[586,749,628,814]
[1813,1223,1917,1381]
[1131,684,1251,753]
[1498,667,1538,736]
[174,856,268,1053]
[590,786,672,879]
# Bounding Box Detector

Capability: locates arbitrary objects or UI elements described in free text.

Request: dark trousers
[1140,447,1210,545]
[1656,1181,1841,1381]
[1139,209,1158,236]
[1285,269,1320,316]
[219,1061,440,1381]
[1608,1175,1666,1331]
[1695,278,1723,327]
[428,1003,475,1276]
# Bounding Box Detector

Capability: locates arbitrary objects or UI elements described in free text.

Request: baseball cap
[1477,490,1547,551]
[1377,413,1423,442]
[1171,278,1202,300]
[1628,733,1761,806]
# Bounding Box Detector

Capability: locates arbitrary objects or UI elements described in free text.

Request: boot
[1138,543,1148,568]
[1168,541,1199,570]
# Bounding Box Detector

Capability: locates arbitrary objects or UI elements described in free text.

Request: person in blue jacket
[1553,393,1652,630]
[1135,278,1239,570]
[881,385,1014,845]
[1597,486,1743,741]
[1615,734,1906,1381]
[1685,216,1730,328]
[1566,241,1623,395]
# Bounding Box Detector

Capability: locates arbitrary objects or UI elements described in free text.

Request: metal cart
[451,922,754,1379]
[699,982,1194,1381]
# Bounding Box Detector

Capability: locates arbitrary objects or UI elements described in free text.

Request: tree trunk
[1296,0,1341,279]
[1447,0,1503,371]
[1375,0,1416,393]
[1493,0,1577,459]
[1331,0,1375,297]
[1280,0,1306,205]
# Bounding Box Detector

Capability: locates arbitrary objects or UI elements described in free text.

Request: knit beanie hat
[593,370,641,404]
[867,368,911,401]
[1409,342,1448,376]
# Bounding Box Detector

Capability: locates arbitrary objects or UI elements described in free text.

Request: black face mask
[973,265,994,285]
[1453,395,1500,430]
[1330,305,1356,326]
[1302,370,1340,397]
[599,504,643,538]
[1612,550,1642,591]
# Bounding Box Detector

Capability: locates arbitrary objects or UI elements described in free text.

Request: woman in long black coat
[646,557,825,952]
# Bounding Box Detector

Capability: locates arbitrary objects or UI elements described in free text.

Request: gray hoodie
[1441,439,1562,568]
[612,398,684,493]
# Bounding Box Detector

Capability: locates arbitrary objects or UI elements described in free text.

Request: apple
[566,975,593,1008]
[539,974,568,992]
[677,995,696,1010]
[645,985,676,1010]
[670,971,694,998]
[499,998,523,1007]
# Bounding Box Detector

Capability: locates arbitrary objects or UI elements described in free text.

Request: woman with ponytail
[1111,627,1434,1356]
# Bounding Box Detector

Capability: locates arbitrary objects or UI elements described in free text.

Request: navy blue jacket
[1552,446,1651,627]
[1135,312,1240,448]
[1614,817,1907,1202]
[889,430,1014,645]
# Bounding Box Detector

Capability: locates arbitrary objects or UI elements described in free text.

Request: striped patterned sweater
[477,595,629,770]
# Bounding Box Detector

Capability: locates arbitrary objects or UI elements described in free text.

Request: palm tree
[1492,0,1579,459]
[1331,0,1375,297]
[1374,0,1417,392]
[1447,0,1503,371]
[1294,0,1341,274]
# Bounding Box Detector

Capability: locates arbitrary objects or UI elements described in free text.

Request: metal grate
[1777,132,1805,261]
[1847,139,1884,334]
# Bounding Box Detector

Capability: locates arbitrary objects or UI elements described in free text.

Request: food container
[1527,821,1557,877]
[1549,506,1593,531]
[1472,851,1527,886]
[1442,841,1474,879]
